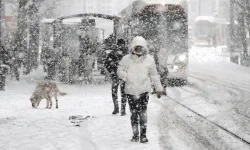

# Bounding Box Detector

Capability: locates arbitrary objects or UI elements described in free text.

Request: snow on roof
[119,0,187,23]
[141,0,186,5]
[41,18,90,25]
[63,18,82,24]
[41,18,55,23]
[195,16,229,24]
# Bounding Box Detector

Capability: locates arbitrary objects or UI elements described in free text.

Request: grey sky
[56,0,134,16]
[52,0,134,38]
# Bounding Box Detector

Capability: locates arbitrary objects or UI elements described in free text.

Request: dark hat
[117,39,125,45]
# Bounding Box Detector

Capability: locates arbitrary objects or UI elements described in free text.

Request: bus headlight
[175,54,187,63]
[179,54,186,61]
[173,65,179,70]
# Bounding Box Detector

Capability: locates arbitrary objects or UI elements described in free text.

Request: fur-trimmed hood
[129,36,148,55]
[117,36,163,96]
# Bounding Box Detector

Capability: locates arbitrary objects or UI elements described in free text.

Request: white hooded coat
[117,36,163,97]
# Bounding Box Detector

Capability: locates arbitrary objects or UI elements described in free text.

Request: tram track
[189,73,250,117]
[160,73,250,147]
[164,94,250,146]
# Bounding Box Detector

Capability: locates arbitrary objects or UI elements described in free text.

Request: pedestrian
[104,39,128,115]
[0,45,11,91]
[117,36,163,143]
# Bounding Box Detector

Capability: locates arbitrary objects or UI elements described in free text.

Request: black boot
[120,106,126,116]
[112,108,119,115]
[120,109,126,116]
[131,135,139,142]
[140,136,148,143]
[131,113,139,141]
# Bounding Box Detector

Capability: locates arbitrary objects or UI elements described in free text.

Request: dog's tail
[55,84,67,96]
[59,92,67,96]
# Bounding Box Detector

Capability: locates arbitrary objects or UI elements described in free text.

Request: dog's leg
[37,99,42,108]
[46,99,49,108]
[49,97,52,109]
[55,95,58,109]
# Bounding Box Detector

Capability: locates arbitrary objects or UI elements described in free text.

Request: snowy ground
[1,46,250,150]
[0,68,163,150]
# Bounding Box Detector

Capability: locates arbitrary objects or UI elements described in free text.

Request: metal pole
[0,0,2,45]
[229,0,237,63]
[229,0,235,53]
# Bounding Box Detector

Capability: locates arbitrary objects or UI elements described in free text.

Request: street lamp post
[0,0,2,45]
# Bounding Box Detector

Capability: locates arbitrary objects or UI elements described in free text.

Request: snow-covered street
[0,68,163,150]
[0,46,250,150]
[1,0,250,149]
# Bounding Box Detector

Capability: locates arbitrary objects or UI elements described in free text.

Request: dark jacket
[104,45,128,79]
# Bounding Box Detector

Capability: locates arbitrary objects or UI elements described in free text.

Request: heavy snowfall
[0,0,250,150]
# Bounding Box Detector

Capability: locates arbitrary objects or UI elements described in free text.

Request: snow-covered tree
[229,0,250,65]
[14,0,59,74]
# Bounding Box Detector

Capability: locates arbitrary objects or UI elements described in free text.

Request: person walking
[105,39,128,115]
[117,36,163,143]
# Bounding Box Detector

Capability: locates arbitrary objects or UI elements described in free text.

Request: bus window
[133,4,188,54]
[195,21,212,39]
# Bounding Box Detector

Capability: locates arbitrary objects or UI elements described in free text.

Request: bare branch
[233,0,250,14]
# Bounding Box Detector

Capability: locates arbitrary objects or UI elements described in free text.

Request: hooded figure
[117,36,163,143]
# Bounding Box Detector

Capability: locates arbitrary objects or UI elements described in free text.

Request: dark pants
[111,77,127,112]
[127,92,149,138]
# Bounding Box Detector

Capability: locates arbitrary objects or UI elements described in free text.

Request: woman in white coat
[117,36,163,143]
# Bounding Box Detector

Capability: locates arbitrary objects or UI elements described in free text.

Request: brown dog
[30,81,67,109]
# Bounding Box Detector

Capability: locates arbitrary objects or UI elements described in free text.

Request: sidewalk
[0,68,164,150]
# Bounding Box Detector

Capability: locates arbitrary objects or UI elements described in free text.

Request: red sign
[4,16,16,22]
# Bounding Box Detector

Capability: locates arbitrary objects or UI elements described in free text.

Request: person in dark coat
[0,45,11,91]
[104,39,128,115]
